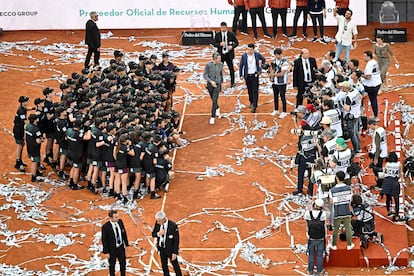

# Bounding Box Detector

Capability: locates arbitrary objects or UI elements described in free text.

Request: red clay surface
[0,23,414,275]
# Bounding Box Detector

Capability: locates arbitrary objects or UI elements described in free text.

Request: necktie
[115,224,122,247]
[305,60,311,82]
[160,225,165,248]
[222,32,227,53]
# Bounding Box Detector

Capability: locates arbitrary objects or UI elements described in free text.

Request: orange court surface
[1,22,414,275]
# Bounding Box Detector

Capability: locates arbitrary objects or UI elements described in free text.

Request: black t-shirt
[89,126,104,160]
[55,118,69,149]
[66,128,84,157]
[143,143,158,172]
[14,106,27,128]
[25,123,42,155]
[115,144,129,169]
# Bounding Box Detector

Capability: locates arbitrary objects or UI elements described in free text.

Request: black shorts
[68,155,82,164]
[13,126,24,143]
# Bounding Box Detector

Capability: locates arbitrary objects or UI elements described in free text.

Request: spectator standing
[361,50,382,120]
[374,35,399,91]
[245,0,272,39]
[334,8,358,64]
[213,22,239,88]
[329,171,354,250]
[305,198,326,276]
[101,210,129,276]
[268,0,291,38]
[269,48,289,118]
[152,211,183,276]
[228,0,249,35]
[308,0,327,44]
[84,11,101,69]
[239,43,266,113]
[289,0,308,38]
[203,52,224,125]
[293,48,318,107]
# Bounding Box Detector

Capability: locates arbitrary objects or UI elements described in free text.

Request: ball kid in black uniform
[25,114,44,182]
[14,96,30,172]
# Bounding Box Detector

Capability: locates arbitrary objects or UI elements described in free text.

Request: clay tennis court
[0,22,414,275]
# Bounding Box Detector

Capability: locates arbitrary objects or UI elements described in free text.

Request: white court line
[147,99,188,275]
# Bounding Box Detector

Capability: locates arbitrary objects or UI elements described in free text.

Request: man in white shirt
[361,50,382,120]
[334,8,358,64]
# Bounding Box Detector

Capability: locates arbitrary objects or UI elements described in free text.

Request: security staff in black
[294,135,317,196]
[14,96,30,172]
[25,114,44,182]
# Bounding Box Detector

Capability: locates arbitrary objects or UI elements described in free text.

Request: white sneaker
[215,108,220,117]
[347,243,355,250]
[271,110,279,116]
[279,112,287,119]
[209,117,215,125]
[330,244,337,250]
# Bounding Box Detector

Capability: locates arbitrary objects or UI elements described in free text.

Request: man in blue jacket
[239,43,266,113]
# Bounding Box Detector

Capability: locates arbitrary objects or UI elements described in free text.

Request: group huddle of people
[14,50,186,203]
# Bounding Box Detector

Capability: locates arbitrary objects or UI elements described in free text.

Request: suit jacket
[85,19,101,49]
[152,220,180,256]
[292,57,317,89]
[213,31,239,60]
[239,52,266,79]
[102,219,129,255]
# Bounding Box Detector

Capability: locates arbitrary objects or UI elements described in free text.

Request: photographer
[367,118,388,189]
[320,60,336,91]
[269,48,289,118]
[319,129,338,164]
[341,81,361,154]
[329,138,353,185]
[293,133,317,196]
[322,99,343,138]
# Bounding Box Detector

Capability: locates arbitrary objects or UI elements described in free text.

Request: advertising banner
[0,0,367,31]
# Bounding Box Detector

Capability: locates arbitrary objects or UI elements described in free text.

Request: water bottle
[387,78,393,88]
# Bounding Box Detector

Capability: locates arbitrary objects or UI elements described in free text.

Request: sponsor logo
[0,11,38,16]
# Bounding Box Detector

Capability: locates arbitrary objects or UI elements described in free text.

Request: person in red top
[334,0,349,16]
[268,0,291,38]
[245,0,272,39]
[228,0,249,35]
[289,0,308,38]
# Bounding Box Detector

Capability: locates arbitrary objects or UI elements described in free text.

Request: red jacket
[244,0,266,9]
[228,0,246,6]
[268,0,291,9]
[295,0,308,7]
[334,0,349,9]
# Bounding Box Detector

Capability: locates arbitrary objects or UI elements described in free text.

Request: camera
[261,63,271,71]
[303,130,320,136]
[291,129,303,135]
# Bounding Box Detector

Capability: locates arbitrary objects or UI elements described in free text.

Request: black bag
[361,116,368,130]
[347,162,361,177]
[403,157,414,176]
[307,210,325,240]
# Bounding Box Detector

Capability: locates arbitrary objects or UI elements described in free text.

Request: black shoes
[15,161,25,172]
[292,190,302,195]
[150,192,161,199]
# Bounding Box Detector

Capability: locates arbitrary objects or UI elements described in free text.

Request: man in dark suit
[293,48,318,107]
[239,43,266,113]
[213,22,239,88]
[152,211,182,276]
[84,11,101,69]
[101,210,129,276]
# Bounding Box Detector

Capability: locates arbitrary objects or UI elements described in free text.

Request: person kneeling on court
[350,194,383,248]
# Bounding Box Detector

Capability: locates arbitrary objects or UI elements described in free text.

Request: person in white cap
[304,198,326,276]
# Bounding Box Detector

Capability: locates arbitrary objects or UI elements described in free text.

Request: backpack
[307,210,325,240]
[347,162,361,177]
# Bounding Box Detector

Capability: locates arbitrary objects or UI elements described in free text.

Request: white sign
[0,0,366,31]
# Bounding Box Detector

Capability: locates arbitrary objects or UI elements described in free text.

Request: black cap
[78,102,91,109]
[42,87,54,96]
[116,66,126,72]
[139,55,148,61]
[120,79,130,86]
[66,79,75,85]
[114,50,124,57]
[18,96,30,103]
[29,114,40,122]
[34,98,45,105]
[81,68,90,74]
[150,54,157,59]
[135,70,144,77]
[172,66,181,72]
[71,72,81,79]
[144,60,154,65]
[162,52,169,58]
[60,83,69,90]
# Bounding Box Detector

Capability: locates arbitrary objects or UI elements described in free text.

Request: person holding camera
[305,198,326,276]
[341,81,361,154]
[329,137,352,185]
[239,43,266,113]
[367,117,388,189]
[293,48,318,107]
[381,151,402,219]
[203,52,224,125]
[322,99,343,138]
[293,132,317,196]
[334,8,358,64]
[269,48,289,118]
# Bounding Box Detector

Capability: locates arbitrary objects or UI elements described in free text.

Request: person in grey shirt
[203,52,223,125]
